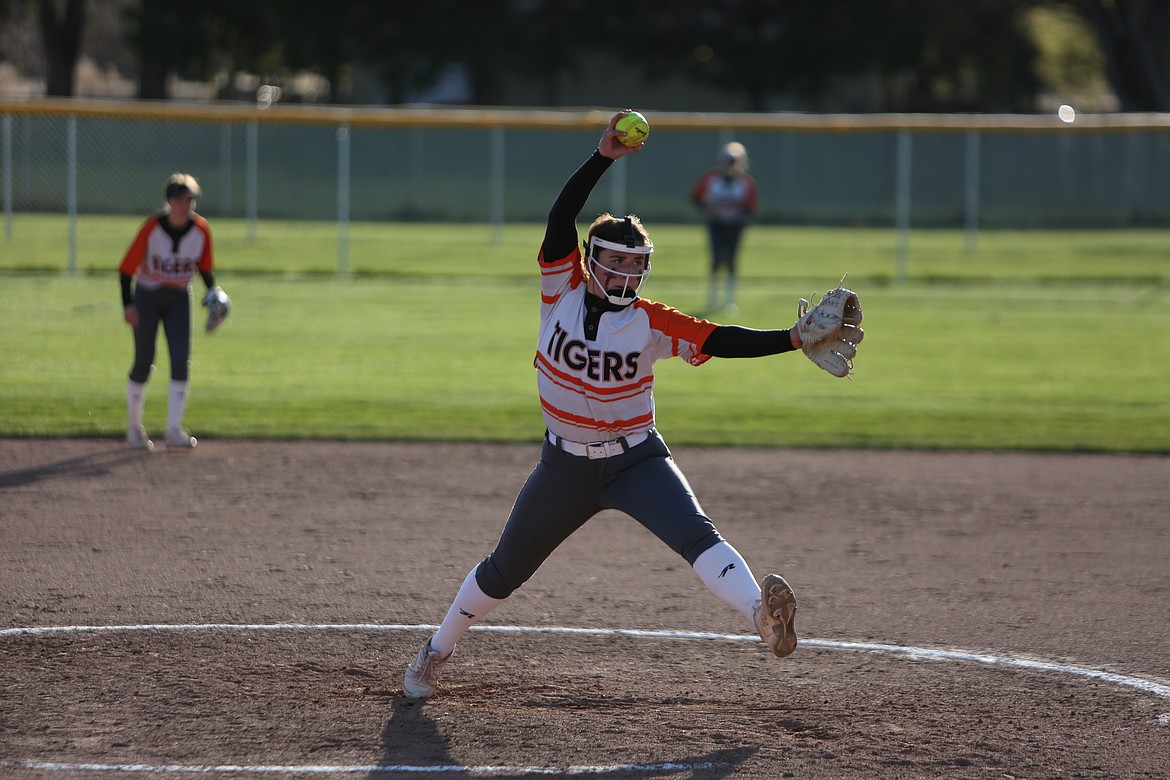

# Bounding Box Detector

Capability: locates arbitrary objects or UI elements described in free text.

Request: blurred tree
[1025,3,1112,108]
[123,0,284,100]
[0,0,22,25]
[274,1,361,103]
[83,0,137,78]
[873,0,1042,112]
[0,0,39,74]
[350,4,451,103]
[509,0,595,106]
[635,0,882,111]
[122,2,213,99]
[353,0,597,106]
[1058,0,1170,110]
[633,0,1040,112]
[198,1,285,98]
[439,0,512,104]
[37,0,85,96]
[7,0,1153,112]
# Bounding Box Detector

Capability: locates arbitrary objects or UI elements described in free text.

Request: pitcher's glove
[203,286,231,333]
[794,280,863,378]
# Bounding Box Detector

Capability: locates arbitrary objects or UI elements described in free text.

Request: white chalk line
[0,760,716,776]
[2,621,1167,776]
[3,621,1168,702]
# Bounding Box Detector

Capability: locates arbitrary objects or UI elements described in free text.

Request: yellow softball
[615,111,649,147]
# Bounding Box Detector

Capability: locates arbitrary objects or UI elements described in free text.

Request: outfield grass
[1,219,1168,452]
[5,213,1170,283]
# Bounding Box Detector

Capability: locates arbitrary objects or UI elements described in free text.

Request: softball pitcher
[404,112,805,699]
[119,173,228,451]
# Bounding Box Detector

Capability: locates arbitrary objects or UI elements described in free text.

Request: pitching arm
[541,151,612,262]
[541,112,644,263]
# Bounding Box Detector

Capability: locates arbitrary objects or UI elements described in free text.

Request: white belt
[547,430,650,459]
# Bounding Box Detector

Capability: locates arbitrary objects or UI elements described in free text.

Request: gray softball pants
[129,286,191,383]
[475,430,725,600]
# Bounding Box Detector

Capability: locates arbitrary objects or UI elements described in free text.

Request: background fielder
[691,141,758,312]
[119,173,227,451]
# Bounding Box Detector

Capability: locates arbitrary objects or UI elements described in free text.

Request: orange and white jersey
[118,213,214,291]
[537,247,718,442]
[691,170,758,224]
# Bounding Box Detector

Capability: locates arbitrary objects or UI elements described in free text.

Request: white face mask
[586,235,653,306]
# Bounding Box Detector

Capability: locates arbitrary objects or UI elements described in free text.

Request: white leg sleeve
[167,379,189,431]
[430,567,505,658]
[692,541,761,623]
[127,380,147,428]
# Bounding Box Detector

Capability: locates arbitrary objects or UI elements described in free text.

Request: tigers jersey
[536,247,718,443]
[119,213,214,291]
[691,170,758,224]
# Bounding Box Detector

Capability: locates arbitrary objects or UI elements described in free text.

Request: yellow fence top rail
[3,97,1170,133]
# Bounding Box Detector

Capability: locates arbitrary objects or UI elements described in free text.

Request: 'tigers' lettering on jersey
[546,320,641,382]
[148,254,200,276]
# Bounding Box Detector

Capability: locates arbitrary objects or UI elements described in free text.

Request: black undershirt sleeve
[542,150,613,262]
[200,270,216,290]
[701,325,798,358]
[120,273,133,306]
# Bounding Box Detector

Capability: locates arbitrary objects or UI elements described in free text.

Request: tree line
[3,0,1168,112]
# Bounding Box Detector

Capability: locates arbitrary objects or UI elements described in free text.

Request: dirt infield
[1,438,1168,779]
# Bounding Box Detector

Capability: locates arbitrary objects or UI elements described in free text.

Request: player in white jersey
[118,173,217,451]
[405,112,802,699]
[691,141,758,311]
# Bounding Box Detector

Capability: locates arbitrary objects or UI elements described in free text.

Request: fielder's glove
[202,286,231,333]
[794,278,863,378]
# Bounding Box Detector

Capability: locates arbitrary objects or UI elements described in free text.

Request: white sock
[692,541,761,624]
[127,380,147,429]
[430,567,505,658]
[167,380,189,432]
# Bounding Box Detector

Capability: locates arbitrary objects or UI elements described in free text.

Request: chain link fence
[3,101,1170,273]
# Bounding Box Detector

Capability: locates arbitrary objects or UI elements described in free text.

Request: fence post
[895,129,912,284]
[409,127,425,216]
[489,127,505,245]
[2,114,11,242]
[964,130,981,253]
[337,125,350,276]
[220,123,233,215]
[67,115,77,275]
[246,120,258,242]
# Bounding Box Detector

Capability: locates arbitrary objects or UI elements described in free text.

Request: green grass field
[2,218,1168,452]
